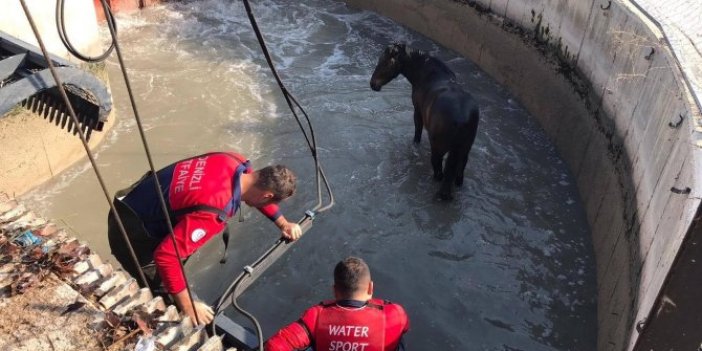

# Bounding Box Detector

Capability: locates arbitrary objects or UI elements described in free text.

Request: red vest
[314,300,386,351]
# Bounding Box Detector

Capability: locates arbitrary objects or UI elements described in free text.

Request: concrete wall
[0,0,102,65]
[0,0,114,196]
[344,0,702,350]
[93,0,164,21]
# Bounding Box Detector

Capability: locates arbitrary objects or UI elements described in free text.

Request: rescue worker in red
[107,151,301,325]
[265,257,410,351]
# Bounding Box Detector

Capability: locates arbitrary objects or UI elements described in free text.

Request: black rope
[51,0,335,338]
[211,237,285,348]
[95,0,202,325]
[209,215,313,346]
[53,0,202,324]
[209,0,336,345]
[231,274,263,350]
[56,0,116,62]
[18,0,149,289]
[241,0,334,213]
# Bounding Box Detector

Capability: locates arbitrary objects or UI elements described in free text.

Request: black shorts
[107,197,168,298]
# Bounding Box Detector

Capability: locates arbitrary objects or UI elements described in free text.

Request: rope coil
[56,0,116,62]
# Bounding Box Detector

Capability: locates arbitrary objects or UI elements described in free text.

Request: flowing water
[21,1,597,349]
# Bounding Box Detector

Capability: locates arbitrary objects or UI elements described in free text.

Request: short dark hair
[255,165,296,201]
[334,257,371,297]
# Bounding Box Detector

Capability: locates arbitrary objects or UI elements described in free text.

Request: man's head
[243,165,296,207]
[333,256,373,301]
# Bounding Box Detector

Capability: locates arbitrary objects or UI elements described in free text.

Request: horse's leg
[455,152,468,187]
[456,109,480,187]
[413,108,423,144]
[454,136,475,187]
[437,149,459,201]
[430,142,445,182]
[431,152,444,181]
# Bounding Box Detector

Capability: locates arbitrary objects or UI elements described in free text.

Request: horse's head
[370,43,407,91]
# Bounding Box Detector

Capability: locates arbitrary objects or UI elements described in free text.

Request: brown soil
[0,274,105,351]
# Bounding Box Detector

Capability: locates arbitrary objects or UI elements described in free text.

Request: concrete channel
[1,0,701,350]
[343,0,702,350]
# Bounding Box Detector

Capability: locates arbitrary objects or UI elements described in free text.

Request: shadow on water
[19,0,605,350]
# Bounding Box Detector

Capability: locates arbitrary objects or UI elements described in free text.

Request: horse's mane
[405,47,454,77]
[405,47,428,61]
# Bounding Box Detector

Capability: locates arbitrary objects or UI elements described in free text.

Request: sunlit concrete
[0,0,113,196]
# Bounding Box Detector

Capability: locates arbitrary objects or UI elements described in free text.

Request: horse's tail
[446,107,480,180]
[449,106,479,148]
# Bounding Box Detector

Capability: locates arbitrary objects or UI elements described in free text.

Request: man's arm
[153,212,224,324]
[258,203,282,222]
[265,307,317,351]
[264,321,312,351]
[385,302,410,350]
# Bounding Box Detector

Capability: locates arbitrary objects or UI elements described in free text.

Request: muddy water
[21,1,596,349]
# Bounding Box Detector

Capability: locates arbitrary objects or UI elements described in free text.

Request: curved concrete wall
[0,107,115,197]
[0,0,114,196]
[344,0,702,350]
[0,0,102,65]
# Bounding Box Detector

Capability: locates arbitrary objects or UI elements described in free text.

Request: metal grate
[0,31,112,141]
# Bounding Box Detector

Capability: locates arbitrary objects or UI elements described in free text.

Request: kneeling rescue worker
[265,257,410,351]
[107,151,301,325]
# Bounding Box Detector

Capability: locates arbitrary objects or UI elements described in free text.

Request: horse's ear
[389,42,406,55]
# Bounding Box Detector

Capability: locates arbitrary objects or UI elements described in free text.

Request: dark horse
[370,43,480,200]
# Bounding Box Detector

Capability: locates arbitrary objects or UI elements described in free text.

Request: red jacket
[265,299,409,351]
[122,152,280,294]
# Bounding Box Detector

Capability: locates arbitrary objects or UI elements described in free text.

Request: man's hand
[281,221,302,241]
[173,290,214,326]
[192,301,214,325]
[274,216,303,241]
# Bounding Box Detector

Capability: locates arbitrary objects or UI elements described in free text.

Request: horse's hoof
[413,137,421,144]
[455,178,464,187]
[435,191,454,201]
